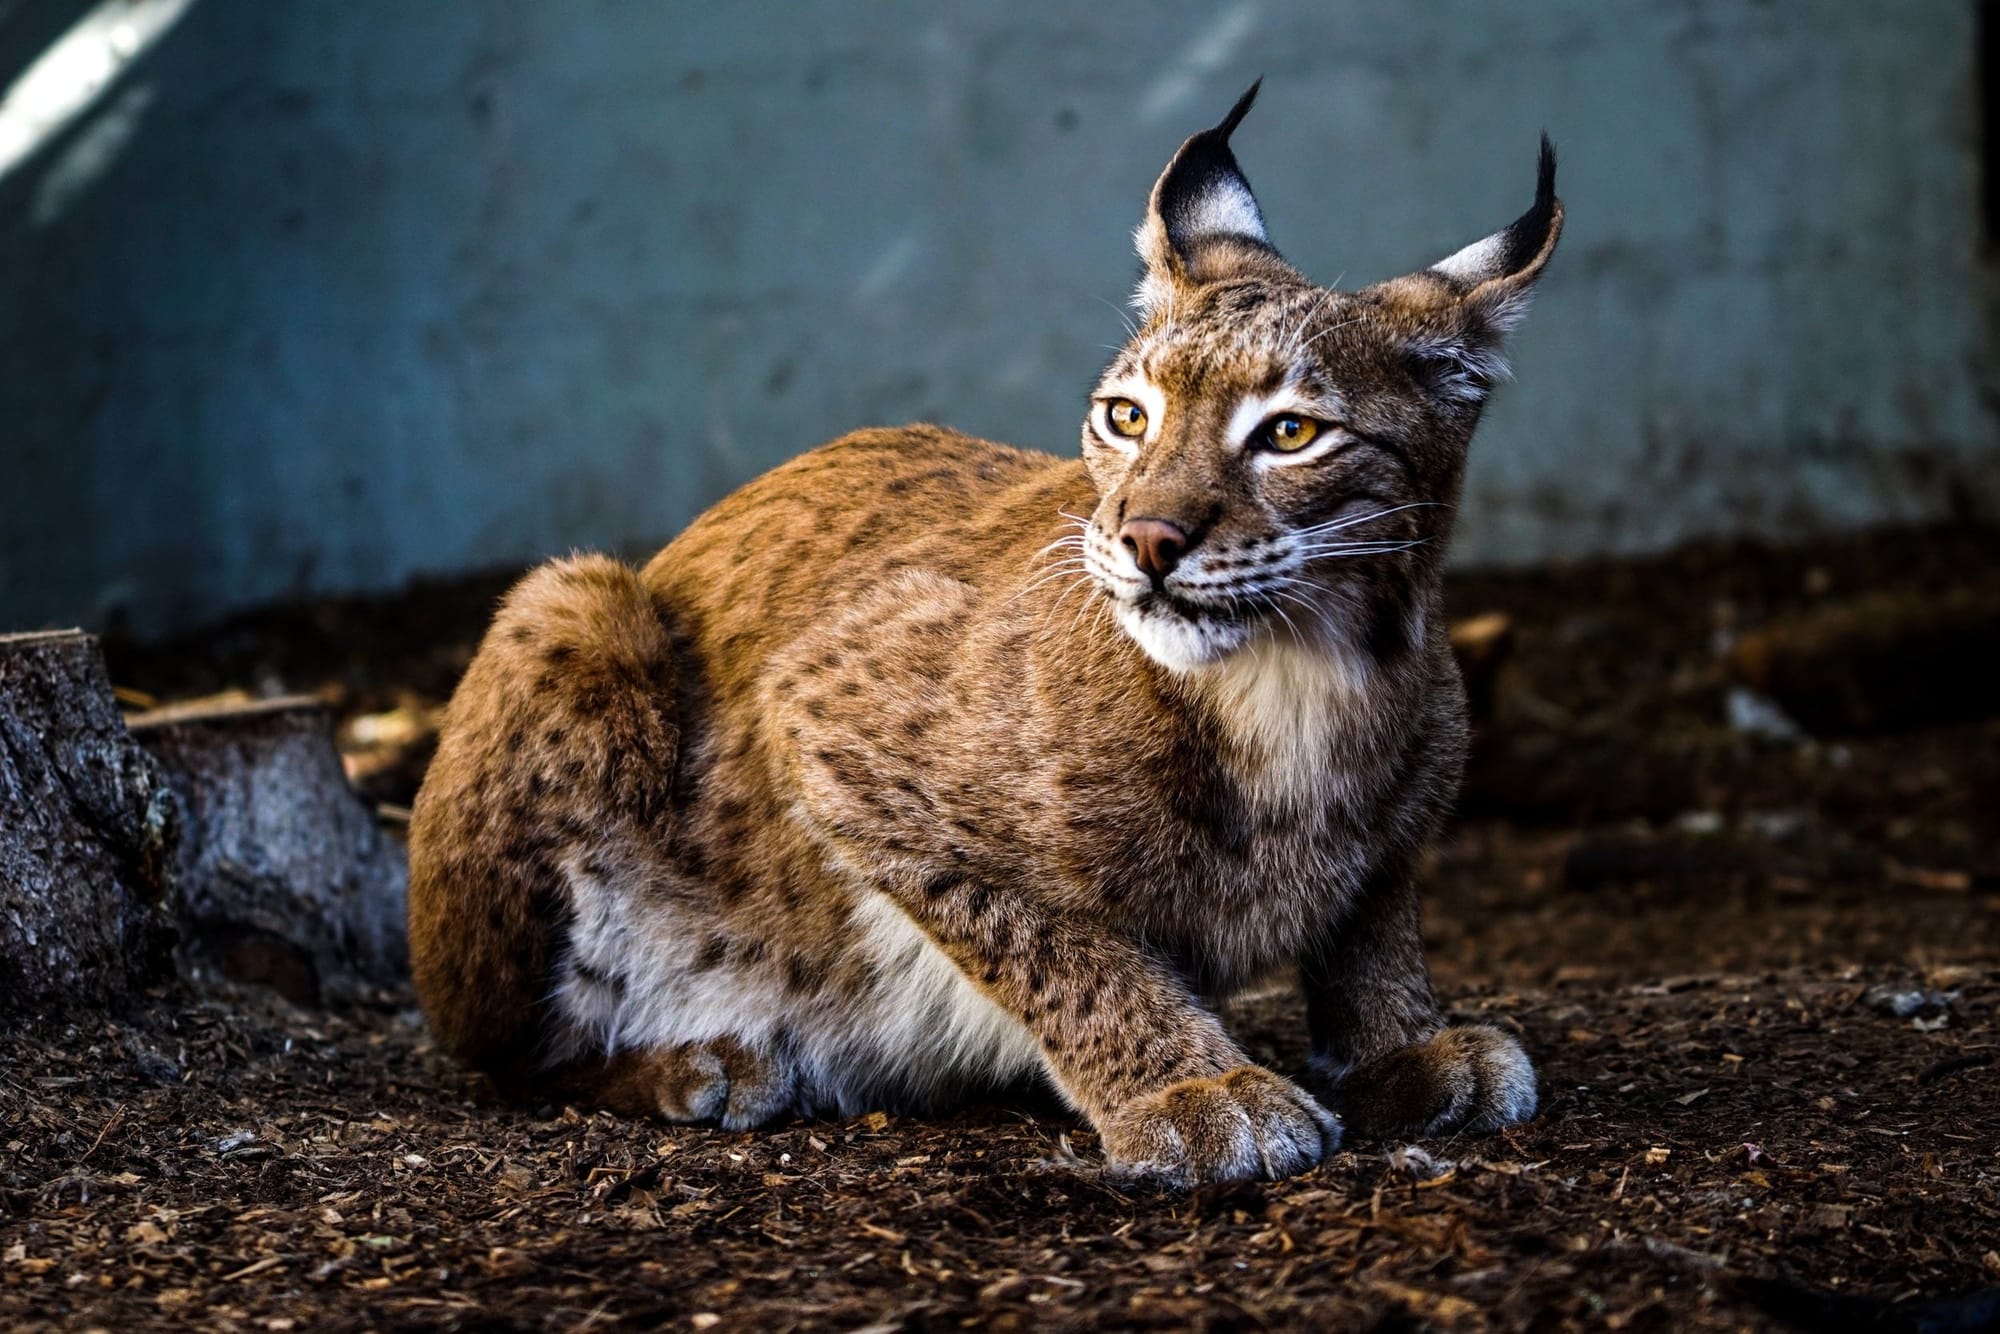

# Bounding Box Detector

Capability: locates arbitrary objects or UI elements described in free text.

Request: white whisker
[1016,562,1091,593]
[1029,534,1087,561]
[1298,316,1362,354]
[1067,581,1107,637]
[1094,294,1139,341]
[1009,561,1092,604]
[1282,287,1339,359]
[1264,593,1302,643]
[1293,502,1446,539]
[1036,571,1097,626]
[1293,539,1431,563]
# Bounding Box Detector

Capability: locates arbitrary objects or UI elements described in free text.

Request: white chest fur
[1195,633,1379,813]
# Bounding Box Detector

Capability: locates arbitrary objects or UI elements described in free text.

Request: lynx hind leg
[553,1038,800,1130]
[1336,1024,1537,1140]
[407,554,681,1087]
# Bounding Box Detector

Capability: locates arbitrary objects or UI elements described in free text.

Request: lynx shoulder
[409,84,1562,1185]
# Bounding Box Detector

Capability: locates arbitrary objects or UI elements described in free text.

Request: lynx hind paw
[1101,1066,1341,1188]
[648,1037,796,1131]
[1336,1024,1537,1141]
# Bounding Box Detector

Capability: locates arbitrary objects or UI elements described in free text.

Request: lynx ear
[1428,133,1563,331]
[1381,135,1564,403]
[1134,81,1284,311]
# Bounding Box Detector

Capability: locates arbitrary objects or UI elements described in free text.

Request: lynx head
[1079,82,1562,673]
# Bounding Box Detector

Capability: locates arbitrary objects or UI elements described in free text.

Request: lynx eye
[1104,399,1148,439]
[1260,415,1321,452]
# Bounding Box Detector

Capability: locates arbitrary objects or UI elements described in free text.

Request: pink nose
[1118,518,1189,583]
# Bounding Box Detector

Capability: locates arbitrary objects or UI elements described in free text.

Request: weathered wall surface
[1,1,1993,634]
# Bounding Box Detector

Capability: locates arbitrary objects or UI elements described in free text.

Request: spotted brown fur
[408,86,1561,1184]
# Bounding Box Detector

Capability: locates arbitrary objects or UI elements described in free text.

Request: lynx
[408,84,1562,1186]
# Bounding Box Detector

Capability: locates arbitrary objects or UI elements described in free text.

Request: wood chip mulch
[4,952,1995,1331]
[4,520,1994,1331]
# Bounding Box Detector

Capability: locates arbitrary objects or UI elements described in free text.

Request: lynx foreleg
[1301,870,1536,1139]
[888,872,1338,1187]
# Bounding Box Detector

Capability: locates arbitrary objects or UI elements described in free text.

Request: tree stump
[0,630,179,1020]
[129,697,409,1005]
[1725,587,2000,735]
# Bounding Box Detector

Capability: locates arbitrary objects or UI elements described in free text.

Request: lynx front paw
[1335,1024,1537,1140]
[1100,1066,1341,1188]
[647,1036,796,1130]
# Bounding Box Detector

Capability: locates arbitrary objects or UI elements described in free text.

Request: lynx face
[1080,282,1451,671]
[1079,84,1561,671]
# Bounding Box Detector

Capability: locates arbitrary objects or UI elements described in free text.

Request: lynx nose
[1118,518,1189,585]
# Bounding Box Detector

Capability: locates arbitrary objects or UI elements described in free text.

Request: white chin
[1113,602,1250,672]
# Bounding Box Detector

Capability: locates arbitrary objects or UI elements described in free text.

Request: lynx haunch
[409,84,1563,1186]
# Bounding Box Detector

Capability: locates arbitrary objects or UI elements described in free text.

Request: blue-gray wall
[3,1,1994,634]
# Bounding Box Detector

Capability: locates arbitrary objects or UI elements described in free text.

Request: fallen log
[0,630,179,1020]
[1725,587,2000,735]
[129,696,408,1005]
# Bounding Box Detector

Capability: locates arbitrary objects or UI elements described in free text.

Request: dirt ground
[5,523,1999,1331]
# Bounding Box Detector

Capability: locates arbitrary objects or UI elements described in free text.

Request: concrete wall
[2,1,1993,634]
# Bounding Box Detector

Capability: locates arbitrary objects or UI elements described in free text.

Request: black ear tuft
[1495,134,1558,278]
[1429,133,1563,291]
[1215,78,1263,139]
[1151,79,1271,263]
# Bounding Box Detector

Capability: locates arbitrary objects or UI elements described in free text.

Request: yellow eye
[1264,415,1320,452]
[1104,399,1148,439]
